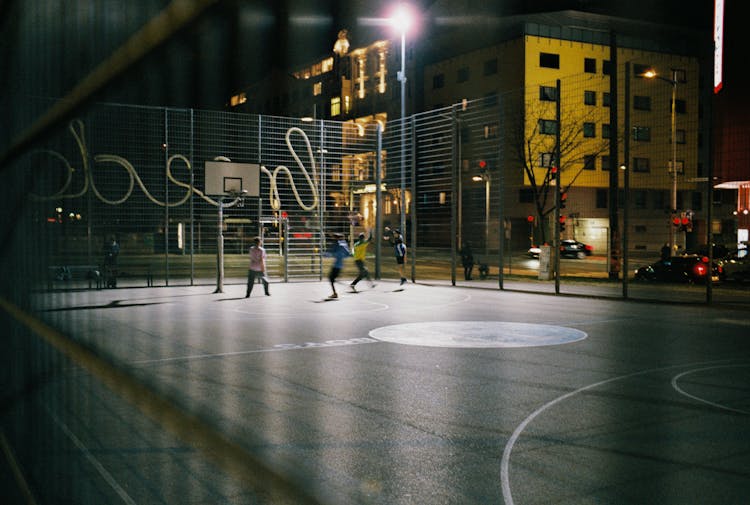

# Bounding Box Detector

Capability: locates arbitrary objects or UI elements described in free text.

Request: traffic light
[671,214,681,228]
[559,191,567,209]
[558,215,566,233]
[478,159,487,170]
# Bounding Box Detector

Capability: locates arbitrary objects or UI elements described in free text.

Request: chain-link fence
[8,83,746,303]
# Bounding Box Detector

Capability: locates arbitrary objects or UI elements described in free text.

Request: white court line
[131,337,380,365]
[46,407,136,505]
[671,364,750,415]
[500,359,743,505]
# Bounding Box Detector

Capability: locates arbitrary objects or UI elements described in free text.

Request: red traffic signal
[681,216,690,225]
[478,160,487,169]
[671,216,681,227]
[526,215,535,223]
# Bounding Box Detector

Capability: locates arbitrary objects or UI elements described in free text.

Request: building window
[313,82,322,96]
[584,90,596,105]
[603,92,611,107]
[675,99,687,114]
[229,92,247,107]
[668,160,685,174]
[653,190,667,210]
[483,58,498,76]
[539,85,558,101]
[674,68,687,83]
[603,60,612,75]
[377,49,387,93]
[330,97,341,117]
[601,155,611,171]
[632,126,651,141]
[633,95,651,111]
[433,73,444,89]
[634,190,647,209]
[484,123,498,138]
[602,123,611,139]
[596,189,607,208]
[538,119,557,135]
[583,122,596,138]
[692,191,702,211]
[675,129,686,144]
[539,152,554,168]
[539,52,560,69]
[584,58,596,73]
[356,56,367,99]
[633,157,651,172]
[519,188,534,203]
[457,66,470,83]
[583,155,596,170]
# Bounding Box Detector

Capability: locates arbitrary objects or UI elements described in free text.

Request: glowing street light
[643,68,679,255]
[389,3,414,243]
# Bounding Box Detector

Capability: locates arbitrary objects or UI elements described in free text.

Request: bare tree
[507,88,610,245]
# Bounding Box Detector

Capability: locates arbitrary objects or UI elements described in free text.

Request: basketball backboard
[205,161,260,197]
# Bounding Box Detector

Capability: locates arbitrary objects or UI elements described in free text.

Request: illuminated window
[331,97,341,117]
[668,160,684,174]
[357,56,366,99]
[229,92,247,107]
[321,57,334,73]
[344,95,351,114]
[377,49,387,93]
[313,82,322,96]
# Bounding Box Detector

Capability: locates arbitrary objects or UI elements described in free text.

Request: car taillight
[694,263,707,276]
[585,245,593,252]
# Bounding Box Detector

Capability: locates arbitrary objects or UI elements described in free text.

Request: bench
[47,265,102,289]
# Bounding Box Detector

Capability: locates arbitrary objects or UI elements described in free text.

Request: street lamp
[472,161,491,258]
[643,68,679,256]
[390,3,413,243]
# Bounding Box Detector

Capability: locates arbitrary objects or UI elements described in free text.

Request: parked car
[634,255,723,284]
[717,250,750,282]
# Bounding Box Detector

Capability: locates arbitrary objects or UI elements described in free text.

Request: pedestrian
[246,236,270,297]
[460,241,474,280]
[350,231,376,292]
[102,235,120,288]
[660,242,671,261]
[384,227,407,285]
[325,232,351,299]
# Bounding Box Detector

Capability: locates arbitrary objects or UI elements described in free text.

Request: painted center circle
[369,321,587,348]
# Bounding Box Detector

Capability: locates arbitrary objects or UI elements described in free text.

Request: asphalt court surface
[26,280,750,504]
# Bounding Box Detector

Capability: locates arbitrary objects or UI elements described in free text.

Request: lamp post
[644,68,679,255]
[391,3,412,242]
[472,164,491,258]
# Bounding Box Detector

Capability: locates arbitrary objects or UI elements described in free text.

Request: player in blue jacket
[325,233,352,299]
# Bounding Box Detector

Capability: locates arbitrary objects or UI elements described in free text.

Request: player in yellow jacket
[349,231,376,292]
